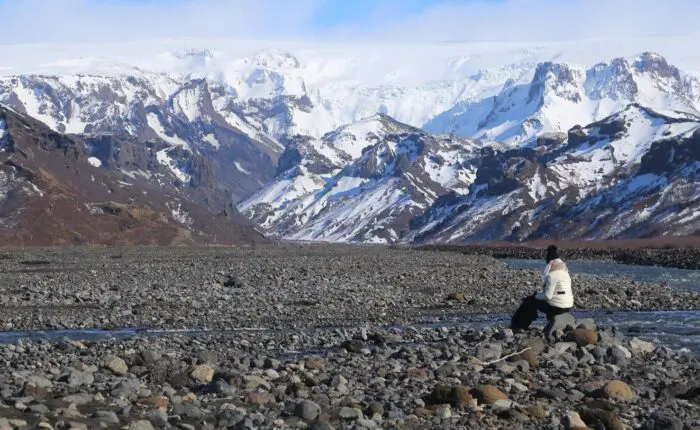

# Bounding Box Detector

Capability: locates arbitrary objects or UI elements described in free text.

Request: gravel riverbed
[0,245,699,332]
[0,321,698,429]
[0,245,699,429]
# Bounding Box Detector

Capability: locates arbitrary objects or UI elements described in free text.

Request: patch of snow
[168,201,193,225]
[234,161,250,174]
[85,203,104,215]
[27,182,44,197]
[201,133,219,149]
[156,148,191,184]
[146,112,190,149]
[171,85,204,122]
[87,157,102,168]
[121,169,152,180]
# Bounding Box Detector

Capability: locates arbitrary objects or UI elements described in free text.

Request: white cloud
[1,0,698,45]
[328,0,700,43]
[0,0,323,44]
[0,0,699,78]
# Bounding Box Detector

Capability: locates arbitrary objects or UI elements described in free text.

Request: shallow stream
[0,259,698,353]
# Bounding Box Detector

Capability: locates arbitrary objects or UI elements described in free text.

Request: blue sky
[0,0,695,45]
[311,0,461,29]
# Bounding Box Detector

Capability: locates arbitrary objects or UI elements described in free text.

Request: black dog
[510,294,539,330]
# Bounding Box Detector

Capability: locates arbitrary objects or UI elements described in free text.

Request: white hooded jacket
[535,258,574,308]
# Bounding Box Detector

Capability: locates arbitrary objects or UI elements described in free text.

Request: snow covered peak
[585,57,637,101]
[236,49,302,70]
[169,78,214,123]
[529,61,583,104]
[320,113,418,160]
[427,53,700,147]
[223,50,306,102]
[239,114,482,243]
[634,52,679,77]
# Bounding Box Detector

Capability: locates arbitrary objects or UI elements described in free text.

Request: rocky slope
[0,72,281,204]
[241,104,700,244]
[238,115,483,242]
[413,105,700,243]
[0,106,266,246]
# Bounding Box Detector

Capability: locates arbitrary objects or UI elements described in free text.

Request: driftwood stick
[481,347,532,366]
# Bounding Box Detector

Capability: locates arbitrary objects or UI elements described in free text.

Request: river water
[1,259,698,353]
[501,258,700,353]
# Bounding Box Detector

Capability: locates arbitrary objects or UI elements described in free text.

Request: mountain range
[0,46,699,245]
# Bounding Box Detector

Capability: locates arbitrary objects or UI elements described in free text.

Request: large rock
[342,340,364,353]
[473,385,508,404]
[629,338,655,356]
[579,408,624,430]
[640,411,684,430]
[607,346,631,366]
[295,400,321,422]
[475,343,503,362]
[189,365,215,383]
[304,357,325,370]
[564,411,589,429]
[602,380,634,401]
[426,385,474,407]
[104,355,129,375]
[244,375,272,390]
[571,329,599,346]
[95,411,120,424]
[545,313,576,339]
[26,375,53,388]
[66,370,94,388]
[338,407,363,420]
[128,421,155,430]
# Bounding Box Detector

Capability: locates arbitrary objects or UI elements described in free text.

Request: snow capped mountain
[425,53,700,146]
[238,114,482,243]
[0,105,266,246]
[412,105,700,243]
[2,44,700,244]
[0,72,280,204]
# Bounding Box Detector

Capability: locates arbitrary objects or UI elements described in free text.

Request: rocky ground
[0,320,699,429]
[0,245,699,332]
[0,245,699,429]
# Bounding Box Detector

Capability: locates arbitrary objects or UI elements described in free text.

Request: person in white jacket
[510,245,574,330]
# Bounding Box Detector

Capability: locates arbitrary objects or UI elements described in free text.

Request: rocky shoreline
[416,244,700,271]
[0,245,699,333]
[0,319,698,429]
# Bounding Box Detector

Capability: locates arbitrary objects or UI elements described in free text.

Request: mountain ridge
[2,49,700,244]
[0,105,267,246]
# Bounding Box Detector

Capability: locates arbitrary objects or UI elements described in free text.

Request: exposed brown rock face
[0,106,268,246]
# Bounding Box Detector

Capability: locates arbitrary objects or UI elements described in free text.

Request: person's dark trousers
[510,295,570,330]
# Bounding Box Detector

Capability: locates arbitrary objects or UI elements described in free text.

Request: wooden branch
[480,347,532,366]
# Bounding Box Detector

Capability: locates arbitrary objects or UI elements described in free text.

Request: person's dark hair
[546,245,559,263]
